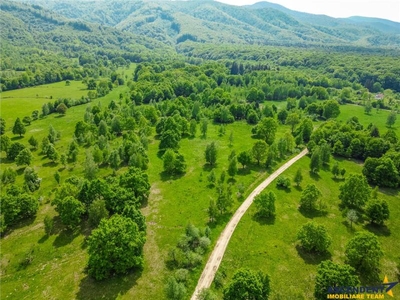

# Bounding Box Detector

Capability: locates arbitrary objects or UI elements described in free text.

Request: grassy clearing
[0,81,89,129]
[338,104,399,135]
[217,155,400,299]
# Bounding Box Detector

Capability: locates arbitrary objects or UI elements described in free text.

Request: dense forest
[1,1,400,300]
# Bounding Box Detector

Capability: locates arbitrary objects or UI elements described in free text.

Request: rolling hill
[8,0,400,48]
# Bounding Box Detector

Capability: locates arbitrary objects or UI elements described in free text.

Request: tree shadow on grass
[379,187,399,197]
[294,185,303,192]
[11,136,24,141]
[76,270,142,300]
[2,216,36,237]
[237,167,251,176]
[252,213,275,225]
[331,177,345,183]
[42,161,58,168]
[202,164,216,172]
[321,164,330,172]
[207,212,232,229]
[309,171,321,181]
[16,167,25,175]
[159,171,185,182]
[227,178,236,185]
[53,228,80,248]
[298,207,328,219]
[295,245,332,265]
[358,270,381,286]
[364,223,391,237]
[276,186,291,193]
[341,220,357,234]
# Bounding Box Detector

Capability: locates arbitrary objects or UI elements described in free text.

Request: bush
[276,175,291,189]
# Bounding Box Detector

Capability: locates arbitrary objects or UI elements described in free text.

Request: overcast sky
[216,0,400,22]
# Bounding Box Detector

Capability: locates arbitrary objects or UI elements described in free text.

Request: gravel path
[190,148,309,299]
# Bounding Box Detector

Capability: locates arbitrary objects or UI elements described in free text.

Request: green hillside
[12,0,400,48]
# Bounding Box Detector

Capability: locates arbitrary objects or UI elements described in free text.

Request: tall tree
[15,148,33,166]
[294,169,303,187]
[12,117,26,137]
[223,268,270,300]
[87,215,145,280]
[256,117,277,145]
[252,140,268,165]
[310,147,321,174]
[314,261,360,300]
[254,191,276,218]
[85,151,98,180]
[297,221,331,253]
[0,117,6,135]
[331,162,340,178]
[347,209,358,229]
[205,142,217,166]
[386,111,397,128]
[55,196,85,229]
[286,113,300,133]
[345,231,383,273]
[299,184,322,211]
[228,155,238,178]
[237,151,251,169]
[339,174,371,210]
[201,118,208,138]
[365,199,390,225]
[323,100,340,119]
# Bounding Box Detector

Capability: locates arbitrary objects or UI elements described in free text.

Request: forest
[1,1,400,300]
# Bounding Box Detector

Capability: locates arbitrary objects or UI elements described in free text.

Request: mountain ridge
[4,0,400,49]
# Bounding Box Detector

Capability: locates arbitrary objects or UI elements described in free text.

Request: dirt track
[190,148,309,299]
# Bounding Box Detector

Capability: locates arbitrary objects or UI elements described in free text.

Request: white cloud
[216,0,400,22]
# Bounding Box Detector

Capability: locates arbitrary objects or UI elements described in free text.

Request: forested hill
[10,0,400,48]
[0,1,174,70]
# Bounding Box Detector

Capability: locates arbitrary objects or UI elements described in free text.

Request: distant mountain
[0,1,174,63]
[5,0,400,49]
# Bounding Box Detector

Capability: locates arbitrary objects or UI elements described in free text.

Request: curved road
[191,148,309,300]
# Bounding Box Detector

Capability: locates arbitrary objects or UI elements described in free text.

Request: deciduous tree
[55,196,85,229]
[314,261,360,300]
[345,231,383,273]
[297,222,331,253]
[87,215,146,280]
[339,174,371,210]
[15,148,33,166]
[12,117,26,137]
[205,142,217,166]
[237,151,251,169]
[299,184,322,211]
[254,191,276,218]
[223,268,270,300]
[365,199,389,225]
[294,169,303,187]
[252,140,267,165]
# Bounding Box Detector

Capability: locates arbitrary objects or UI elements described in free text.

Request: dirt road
[190,148,309,299]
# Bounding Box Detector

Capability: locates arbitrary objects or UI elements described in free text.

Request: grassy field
[0,81,89,130]
[338,103,399,135]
